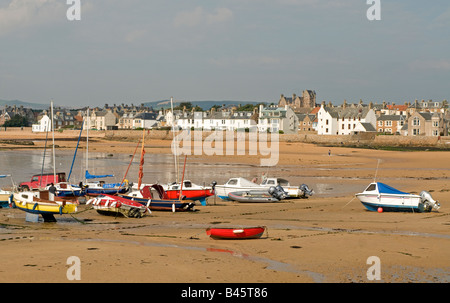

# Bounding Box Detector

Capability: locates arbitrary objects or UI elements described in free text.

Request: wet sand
[0,129,449,283]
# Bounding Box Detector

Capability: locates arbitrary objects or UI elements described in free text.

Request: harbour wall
[2,128,449,149]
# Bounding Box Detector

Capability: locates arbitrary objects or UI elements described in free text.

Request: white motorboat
[215,178,264,200]
[215,177,313,200]
[355,182,440,212]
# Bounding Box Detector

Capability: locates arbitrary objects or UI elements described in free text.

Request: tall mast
[85,107,89,183]
[137,128,145,190]
[170,97,179,183]
[51,100,56,181]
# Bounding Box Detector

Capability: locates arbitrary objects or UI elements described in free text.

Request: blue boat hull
[0,201,10,208]
[56,190,85,197]
[86,188,128,196]
[118,195,195,211]
[361,202,425,213]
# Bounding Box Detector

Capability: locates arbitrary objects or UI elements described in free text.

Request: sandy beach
[0,129,449,283]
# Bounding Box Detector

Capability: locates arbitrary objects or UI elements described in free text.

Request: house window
[413,117,420,126]
[433,121,439,127]
[378,121,383,126]
[433,130,439,136]
[386,121,392,126]
[413,129,420,136]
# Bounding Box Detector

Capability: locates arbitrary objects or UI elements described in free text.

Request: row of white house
[31,104,374,135]
[31,102,446,136]
[173,104,379,135]
[174,105,300,134]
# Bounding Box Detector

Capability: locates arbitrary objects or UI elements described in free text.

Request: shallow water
[0,150,362,197]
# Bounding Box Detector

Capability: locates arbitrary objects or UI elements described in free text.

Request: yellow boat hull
[13,200,78,215]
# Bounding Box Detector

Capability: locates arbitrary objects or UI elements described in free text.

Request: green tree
[2,115,29,127]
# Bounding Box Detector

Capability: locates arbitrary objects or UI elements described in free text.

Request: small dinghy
[206,226,267,240]
[228,185,288,203]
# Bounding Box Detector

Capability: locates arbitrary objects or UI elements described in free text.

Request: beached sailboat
[355,182,440,213]
[86,194,149,218]
[163,180,214,205]
[12,190,78,222]
[121,184,196,212]
[162,98,214,206]
[42,101,85,198]
[83,108,128,196]
[122,139,197,212]
[206,226,267,240]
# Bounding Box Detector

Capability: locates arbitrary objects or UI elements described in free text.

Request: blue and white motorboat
[355,182,440,212]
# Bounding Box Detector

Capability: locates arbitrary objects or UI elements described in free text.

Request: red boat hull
[206,226,266,240]
[165,189,214,200]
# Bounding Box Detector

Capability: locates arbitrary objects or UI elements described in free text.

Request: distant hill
[144,100,269,110]
[1,98,270,111]
[0,99,49,110]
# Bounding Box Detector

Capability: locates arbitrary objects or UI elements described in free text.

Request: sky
[0,0,449,108]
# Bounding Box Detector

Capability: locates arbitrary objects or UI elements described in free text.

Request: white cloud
[0,0,66,36]
[173,6,233,28]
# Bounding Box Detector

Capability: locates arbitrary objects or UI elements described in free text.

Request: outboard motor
[299,184,314,198]
[269,185,288,200]
[420,191,440,212]
[211,181,217,193]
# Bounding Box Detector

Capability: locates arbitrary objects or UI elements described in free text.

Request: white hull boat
[215,177,313,200]
[355,182,440,213]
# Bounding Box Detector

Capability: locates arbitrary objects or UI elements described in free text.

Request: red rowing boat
[206,226,266,240]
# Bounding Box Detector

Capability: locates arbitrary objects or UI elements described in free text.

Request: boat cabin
[168,180,193,190]
[261,178,290,187]
[364,183,377,192]
[225,178,260,187]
